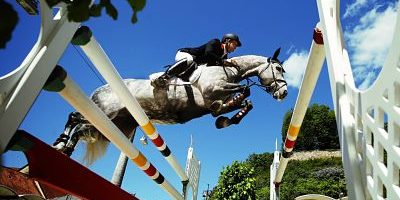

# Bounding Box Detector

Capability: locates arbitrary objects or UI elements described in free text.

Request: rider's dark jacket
[179,39,227,66]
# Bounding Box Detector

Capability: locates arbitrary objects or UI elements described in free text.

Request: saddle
[149,65,204,88]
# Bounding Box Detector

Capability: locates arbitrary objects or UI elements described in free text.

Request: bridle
[246,59,287,95]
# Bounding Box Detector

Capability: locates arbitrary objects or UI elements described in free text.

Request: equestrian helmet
[222,33,242,47]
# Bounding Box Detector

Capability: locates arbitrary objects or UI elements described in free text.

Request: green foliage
[214,153,347,199]
[241,153,347,200]
[279,158,346,199]
[127,0,145,23]
[281,104,339,151]
[0,1,19,48]
[210,104,345,199]
[1,0,146,49]
[45,0,146,23]
[210,161,257,200]
[246,153,274,199]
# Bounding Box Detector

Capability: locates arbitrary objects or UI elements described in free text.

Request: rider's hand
[223,59,238,67]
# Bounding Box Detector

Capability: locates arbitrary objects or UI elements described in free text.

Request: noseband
[252,60,287,94]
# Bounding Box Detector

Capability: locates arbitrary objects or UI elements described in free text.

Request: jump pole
[45,66,184,200]
[71,26,189,184]
[274,28,325,185]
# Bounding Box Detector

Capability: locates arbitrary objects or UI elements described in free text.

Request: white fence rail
[271,0,400,199]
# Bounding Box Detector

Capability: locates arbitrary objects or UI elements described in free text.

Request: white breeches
[175,51,194,65]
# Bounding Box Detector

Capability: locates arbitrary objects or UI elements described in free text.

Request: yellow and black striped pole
[45,65,184,200]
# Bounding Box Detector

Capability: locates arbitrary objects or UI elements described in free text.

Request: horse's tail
[78,125,110,165]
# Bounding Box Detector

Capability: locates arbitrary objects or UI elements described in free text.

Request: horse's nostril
[282,90,288,98]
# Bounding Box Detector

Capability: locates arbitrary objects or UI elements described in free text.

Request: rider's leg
[166,51,194,77]
[166,59,189,77]
[152,51,194,88]
[178,62,197,81]
[153,59,186,87]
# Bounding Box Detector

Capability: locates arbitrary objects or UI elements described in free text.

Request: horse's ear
[272,47,281,60]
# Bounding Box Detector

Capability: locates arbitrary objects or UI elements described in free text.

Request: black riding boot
[166,60,188,77]
[177,62,196,82]
[152,59,188,88]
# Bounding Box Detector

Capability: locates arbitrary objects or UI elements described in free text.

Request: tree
[217,152,346,199]
[210,161,257,200]
[246,153,273,199]
[279,158,346,199]
[1,0,145,49]
[0,1,19,48]
[281,104,339,151]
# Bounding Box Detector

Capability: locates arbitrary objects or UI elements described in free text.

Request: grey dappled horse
[54,48,288,163]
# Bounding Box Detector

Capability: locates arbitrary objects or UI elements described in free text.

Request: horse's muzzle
[281,90,288,99]
[273,89,288,101]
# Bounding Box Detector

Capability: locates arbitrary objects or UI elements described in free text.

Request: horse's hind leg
[63,123,94,156]
[53,111,85,152]
[62,111,138,157]
[210,87,250,117]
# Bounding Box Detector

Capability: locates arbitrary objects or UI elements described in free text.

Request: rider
[151,33,242,88]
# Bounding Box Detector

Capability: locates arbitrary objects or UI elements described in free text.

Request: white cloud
[283,51,309,89]
[358,71,376,90]
[286,45,296,55]
[345,4,397,88]
[344,0,371,18]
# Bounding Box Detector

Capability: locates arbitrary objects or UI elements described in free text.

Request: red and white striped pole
[73,26,189,183]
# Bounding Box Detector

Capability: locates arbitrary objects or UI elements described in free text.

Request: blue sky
[1,0,398,199]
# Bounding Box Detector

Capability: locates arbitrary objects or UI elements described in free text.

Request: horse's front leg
[210,86,250,117]
[215,100,253,129]
[221,82,246,93]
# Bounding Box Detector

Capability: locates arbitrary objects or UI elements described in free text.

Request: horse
[53,48,288,164]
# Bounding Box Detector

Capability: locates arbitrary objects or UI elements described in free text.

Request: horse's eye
[276,66,282,72]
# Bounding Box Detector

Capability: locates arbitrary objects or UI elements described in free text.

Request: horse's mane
[230,55,267,68]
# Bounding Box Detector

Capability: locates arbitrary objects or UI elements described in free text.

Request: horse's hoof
[244,100,253,109]
[63,147,74,157]
[210,100,223,116]
[215,116,231,129]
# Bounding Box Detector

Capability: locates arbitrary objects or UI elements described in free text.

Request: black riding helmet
[222,33,242,47]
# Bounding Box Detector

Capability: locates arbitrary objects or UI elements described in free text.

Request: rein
[245,60,287,94]
[221,58,287,94]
